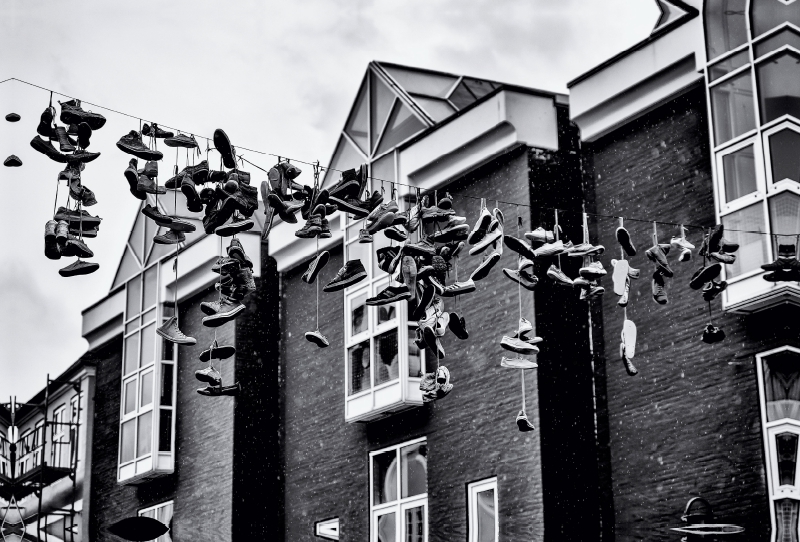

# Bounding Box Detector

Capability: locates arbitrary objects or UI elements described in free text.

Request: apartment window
[139,501,173,542]
[756,347,800,542]
[468,478,499,542]
[69,393,81,468]
[705,0,748,60]
[52,405,67,468]
[119,264,177,483]
[370,438,427,542]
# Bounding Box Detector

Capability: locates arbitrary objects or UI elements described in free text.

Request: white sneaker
[579,261,607,279]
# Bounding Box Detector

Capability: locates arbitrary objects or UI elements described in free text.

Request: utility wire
[3,77,794,238]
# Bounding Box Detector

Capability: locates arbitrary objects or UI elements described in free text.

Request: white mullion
[707,62,752,88]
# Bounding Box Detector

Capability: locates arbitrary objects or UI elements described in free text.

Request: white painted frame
[468,477,499,542]
[138,500,174,542]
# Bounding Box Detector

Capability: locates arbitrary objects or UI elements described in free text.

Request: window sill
[345,377,423,423]
[723,270,800,313]
[118,452,174,485]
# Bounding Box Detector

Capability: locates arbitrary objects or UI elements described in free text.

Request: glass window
[346,79,369,154]
[721,203,769,277]
[161,364,174,406]
[375,330,399,386]
[376,102,426,155]
[351,292,368,337]
[704,0,748,60]
[723,144,758,201]
[449,81,477,109]
[382,66,457,98]
[373,449,398,505]
[769,191,800,255]
[371,72,396,151]
[408,331,422,377]
[139,501,174,542]
[711,70,756,144]
[775,499,800,542]
[140,371,154,407]
[124,379,137,415]
[468,478,498,542]
[120,419,135,463]
[371,439,428,542]
[124,333,139,376]
[376,512,396,542]
[127,278,142,318]
[770,129,800,184]
[140,324,156,367]
[751,0,800,38]
[323,136,365,188]
[412,95,455,123]
[159,410,173,452]
[757,51,800,124]
[349,341,371,395]
[405,506,425,542]
[143,265,158,310]
[400,442,427,498]
[709,49,750,82]
[137,412,153,458]
[462,78,497,100]
[371,152,395,186]
[755,27,800,59]
[777,432,799,486]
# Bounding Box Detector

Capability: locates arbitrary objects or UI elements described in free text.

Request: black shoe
[470,251,501,281]
[652,271,668,304]
[327,168,361,201]
[30,136,69,163]
[305,330,330,348]
[376,247,400,274]
[702,324,725,344]
[202,297,246,327]
[448,312,469,340]
[329,195,371,218]
[214,129,237,168]
[181,176,204,212]
[268,161,303,199]
[141,204,174,227]
[410,285,435,321]
[516,411,535,432]
[138,174,166,195]
[55,126,75,152]
[268,193,302,224]
[68,149,101,164]
[164,133,198,148]
[216,213,254,237]
[689,263,722,289]
[153,229,185,245]
[3,155,22,167]
[54,206,102,227]
[616,226,636,256]
[199,340,236,361]
[77,122,92,149]
[645,244,673,277]
[323,260,368,292]
[36,107,54,137]
[44,220,60,260]
[5,112,20,122]
[295,215,323,238]
[504,236,536,260]
[61,236,94,258]
[58,260,99,277]
[197,382,240,396]
[367,285,411,305]
[59,99,106,130]
[227,238,248,264]
[142,123,174,139]
[702,279,727,301]
[117,130,163,160]
[404,238,436,257]
[302,251,330,284]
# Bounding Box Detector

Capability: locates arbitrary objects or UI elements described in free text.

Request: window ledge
[345,378,423,423]
[724,270,800,313]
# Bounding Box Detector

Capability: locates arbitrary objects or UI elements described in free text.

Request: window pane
[120,419,136,463]
[408,329,422,377]
[400,442,427,498]
[130,216,145,262]
[450,81,477,109]
[371,152,396,186]
[322,137,364,189]
[126,277,142,318]
[142,307,157,325]
[347,240,370,276]
[769,191,800,255]
[371,72,396,150]
[722,144,757,201]
[124,379,137,416]
[159,409,172,452]
[113,248,142,290]
[382,65,457,98]
[346,79,369,154]
[414,95,455,122]
[711,70,756,144]
[140,324,156,368]
[162,338,174,362]
[124,332,139,376]
[770,130,800,184]
[475,489,497,542]
[377,512,396,542]
[777,432,799,486]
[377,303,396,326]
[763,352,800,422]
[375,330,399,386]
[351,292,368,337]
[376,102,426,155]
[143,265,158,310]
[721,203,769,277]
[775,499,800,542]
[757,51,800,124]
[405,506,425,542]
[125,319,138,335]
[161,364,174,406]
[755,27,800,59]
[140,371,154,407]
[137,412,153,458]
[751,0,800,38]
[373,450,398,504]
[709,50,750,82]
[463,78,497,100]
[704,0,748,60]
[349,341,371,395]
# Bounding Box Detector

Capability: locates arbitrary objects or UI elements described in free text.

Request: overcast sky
[0,0,657,402]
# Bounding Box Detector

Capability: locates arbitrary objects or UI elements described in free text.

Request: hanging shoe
[68,148,101,164]
[197,382,240,396]
[153,228,185,245]
[689,263,722,289]
[199,341,236,362]
[504,236,537,260]
[611,259,630,296]
[670,235,695,253]
[645,243,674,277]
[323,260,367,292]
[652,271,668,304]
[448,312,469,340]
[679,248,692,262]
[141,204,174,227]
[53,207,102,227]
[61,236,94,258]
[141,123,174,139]
[180,176,204,212]
[302,251,330,284]
[419,372,438,393]
[410,285,435,321]
[195,366,222,386]
[430,219,470,244]
[468,199,492,245]
[567,242,604,257]
[615,226,636,256]
[702,324,725,344]
[3,155,22,167]
[213,129,237,167]
[546,264,573,286]
[702,279,728,301]
[621,343,638,376]
[216,213,254,237]
[58,259,99,277]
[618,277,631,307]
[516,411,536,432]
[267,193,302,224]
[59,99,106,129]
[622,319,637,358]
[30,136,69,163]
[164,133,198,148]
[709,251,736,265]
[44,220,61,260]
[54,126,75,152]
[268,161,304,199]
[358,228,373,243]
[524,227,555,245]
[116,130,163,160]
[500,336,540,355]
[36,107,54,137]
[441,279,476,297]
[305,330,330,348]
[579,261,607,279]
[5,112,20,122]
[384,225,407,242]
[367,285,411,306]
[140,160,158,178]
[471,250,501,281]
[202,297,246,327]
[502,268,538,291]
[138,173,166,195]
[124,158,147,200]
[500,357,538,369]
[404,237,437,257]
[762,244,797,270]
[533,239,567,258]
[468,208,504,255]
[156,316,196,345]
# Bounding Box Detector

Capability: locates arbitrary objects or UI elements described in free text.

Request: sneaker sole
[501,357,538,370]
[202,304,246,327]
[155,328,197,345]
[471,252,500,281]
[303,252,330,284]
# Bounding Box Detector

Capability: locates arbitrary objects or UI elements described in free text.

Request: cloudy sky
[0,0,657,402]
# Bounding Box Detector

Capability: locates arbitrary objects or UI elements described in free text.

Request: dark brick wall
[586,86,779,542]
[280,151,547,542]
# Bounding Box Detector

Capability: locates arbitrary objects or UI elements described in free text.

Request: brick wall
[280,150,547,542]
[586,86,781,542]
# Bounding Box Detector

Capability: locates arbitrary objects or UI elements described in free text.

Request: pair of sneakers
[502,257,538,291]
[197,381,240,397]
[500,317,541,355]
[420,366,453,403]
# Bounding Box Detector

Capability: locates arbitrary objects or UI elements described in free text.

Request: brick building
[4,1,800,541]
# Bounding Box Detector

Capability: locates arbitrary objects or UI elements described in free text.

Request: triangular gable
[652,0,694,33]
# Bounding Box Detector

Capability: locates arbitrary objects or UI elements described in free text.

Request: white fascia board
[81,288,124,341]
[269,211,344,272]
[569,16,705,141]
[399,90,558,190]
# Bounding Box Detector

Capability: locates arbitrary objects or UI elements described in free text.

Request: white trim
[468,477,499,542]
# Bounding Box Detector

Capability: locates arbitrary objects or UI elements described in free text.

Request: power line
[3,77,793,239]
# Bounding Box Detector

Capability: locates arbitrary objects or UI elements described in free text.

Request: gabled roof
[321,61,505,187]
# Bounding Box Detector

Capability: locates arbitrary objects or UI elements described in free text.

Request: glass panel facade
[755,27,800,59]
[371,152,395,185]
[376,102,426,155]
[770,129,800,183]
[712,70,756,144]
[351,292,368,337]
[124,379,137,415]
[449,81,476,109]
[127,278,142,317]
[769,191,800,255]
[751,0,800,38]
[462,78,497,100]
[140,324,156,367]
[723,144,757,201]
[159,410,172,452]
[721,203,769,277]
[373,450,398,504]
[124,333,139,375]
[383,66,457,98]
[137,411,153,458]
[143,265,158,309]
[757,51,800,123]
[709,49,750,82]
[161,364,174,406]
[347,80,369,154]
[408,331,422,377]
[412,95,455,123]
[704,0,748,60]
[400,442,427,498]
[114,248,142,289]
[129,215,145,262]
[375,330,399,385]
[323,137,365,188]
[349,341,370,395]
[371,72,395,151]
[140,371,154,407]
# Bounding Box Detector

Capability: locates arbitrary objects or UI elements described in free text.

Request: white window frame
[118,262,177,484]
[369,437,428,542]
[51,404,66,468]
[468,477,499,542]
[138,500,173,542]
